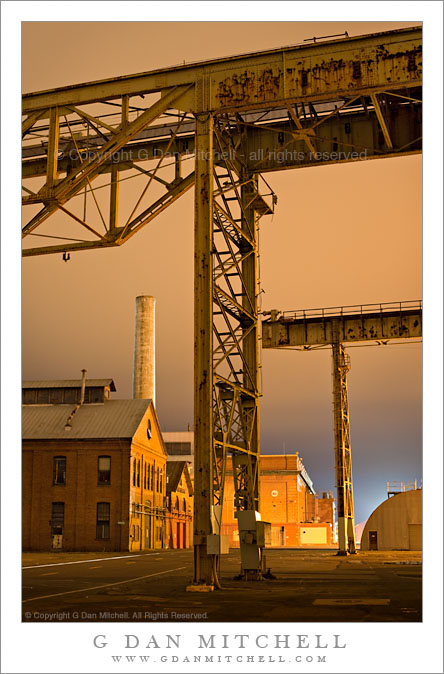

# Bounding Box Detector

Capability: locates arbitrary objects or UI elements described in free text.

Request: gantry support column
[192,104,215,586]
[232,173,263,577]
[331,321,356,554]
[240,174,260,515]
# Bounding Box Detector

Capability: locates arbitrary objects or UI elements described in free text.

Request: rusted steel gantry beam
[262,301,422,554]
[22,27,422,584]
[22,26,422,256]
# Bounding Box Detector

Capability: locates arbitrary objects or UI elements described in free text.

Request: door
[51,502,64,550]
[176,522,181,549]
[271,527,280,547]
[183,523,187,549]
[369,530,378,550]
[52,535,63,549]
[144,515,151,549]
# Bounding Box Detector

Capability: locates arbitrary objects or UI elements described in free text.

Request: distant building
[162,431,194,477]
[222,453,336,548]
[22,378,168,552]
[360,488,422,551]
[166,461,193,549]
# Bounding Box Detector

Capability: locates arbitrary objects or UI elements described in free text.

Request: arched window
[183,498,187,512]
[156,468,160,492]
[175,496,179,511]
[133,458,136,487]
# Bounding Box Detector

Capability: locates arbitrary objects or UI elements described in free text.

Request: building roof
[22,399,151,440]
[23,379,116,391]
[260,454,315,494]
[166,461,193,496]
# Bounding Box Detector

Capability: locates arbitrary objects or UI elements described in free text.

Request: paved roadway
[22,548,422,622]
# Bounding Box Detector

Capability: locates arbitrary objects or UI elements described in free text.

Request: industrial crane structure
[262,301,422,554]
[22,27,422,586]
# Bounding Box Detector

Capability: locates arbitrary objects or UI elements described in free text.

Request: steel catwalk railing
[272,300,422,322]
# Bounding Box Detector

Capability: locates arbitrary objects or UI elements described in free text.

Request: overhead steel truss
[262,300,422,554]
[22,27,422,584]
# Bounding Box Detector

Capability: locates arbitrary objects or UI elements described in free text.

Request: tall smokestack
[133,295,156,405]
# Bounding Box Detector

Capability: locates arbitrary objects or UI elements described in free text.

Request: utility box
[206,534,229,555]
[235,510,270,573]
[236,510,258,531]
[256,521,272,547]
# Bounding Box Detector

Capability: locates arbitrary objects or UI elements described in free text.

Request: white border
[2,2,443,673]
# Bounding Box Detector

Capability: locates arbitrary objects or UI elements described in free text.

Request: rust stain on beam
[22,27,421,114]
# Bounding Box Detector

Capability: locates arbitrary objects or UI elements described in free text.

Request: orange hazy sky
[21,20,422,522]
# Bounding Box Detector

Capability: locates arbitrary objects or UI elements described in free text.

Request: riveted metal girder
[23,27,421,114]
[193,102,215,584]
[262,301,422,348]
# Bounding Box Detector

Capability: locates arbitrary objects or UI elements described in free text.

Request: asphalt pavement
[22,547,422,623]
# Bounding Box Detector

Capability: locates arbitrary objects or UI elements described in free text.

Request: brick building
[163,431,194,477]
[165,461,193,549]
[221,453,335,548]
[22,378,168,552]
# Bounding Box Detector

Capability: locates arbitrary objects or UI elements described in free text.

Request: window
[37,389,50,404]
[49,389,63,404]
[144,463,147,490]
[133,458,136,487]
[64,388,79,404]
[159,470,163,493]
[53,457,66,485]
[175,496,179,511]
[88,387,104,403]
[137,460,140,487]
[51,502,64,535]
[150,465,154,490]
[156,468,160,492]
[98,456,111,485]
[96,502,110,539]
[22,389,37,404]
[183,498,187,513]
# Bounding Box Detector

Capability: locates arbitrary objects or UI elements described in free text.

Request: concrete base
[185,584,214,592]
